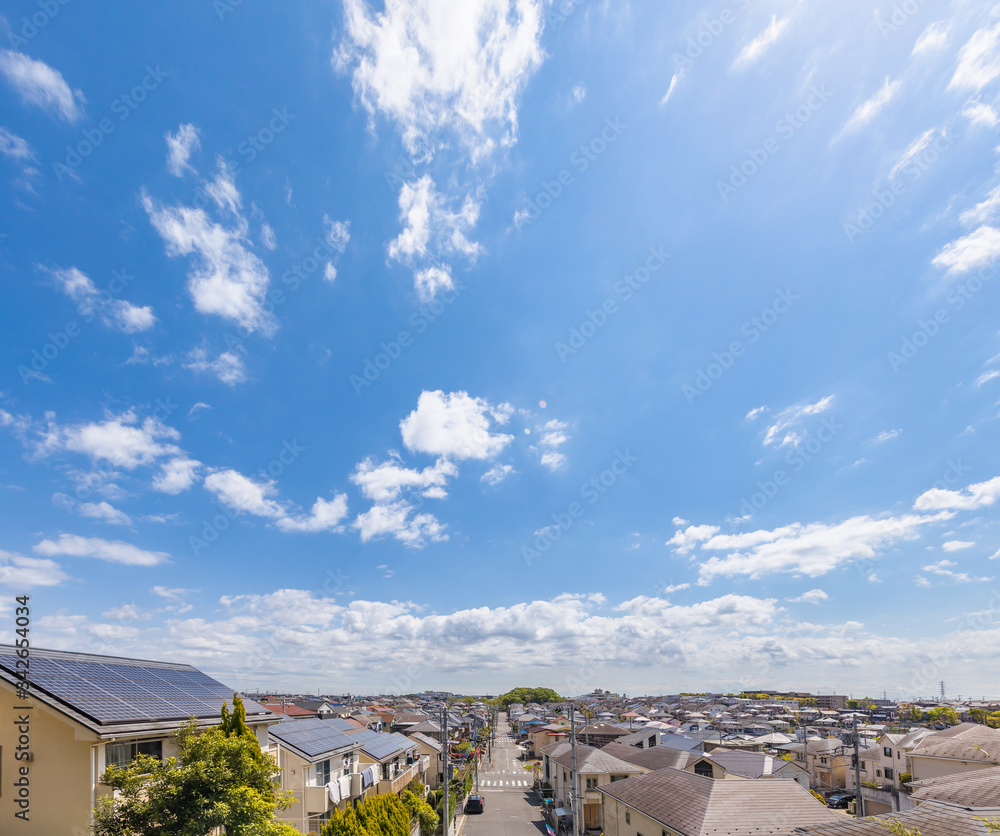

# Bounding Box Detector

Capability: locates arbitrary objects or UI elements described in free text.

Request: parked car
[826,792,855,809]
[465,796,485,814]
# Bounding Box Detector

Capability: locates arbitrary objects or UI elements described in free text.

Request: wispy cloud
[0,50,84,123]
[730,15,791,72]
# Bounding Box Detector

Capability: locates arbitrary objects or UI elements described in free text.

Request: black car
[826,793,855,809]
[465,796,485,814]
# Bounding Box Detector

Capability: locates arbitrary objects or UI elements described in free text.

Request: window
[884,768,894,780]
[625,813,630,825]
[694,761,713,778]
[884,747,892,758]
[859,762,866,772]
[819,757,828,765]
[106,740,163,770]
[876,769,882,778]
[586,778,597,790]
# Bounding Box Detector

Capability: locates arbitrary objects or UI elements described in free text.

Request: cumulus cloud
[914,475,1000,511]
[0,549,70,587]
[537,419,570,470]
[0,50,84,123]
[400,390,513,460]
[353,500,447,547]
[34,534,169,566]
[165,123,201,176]
[336,0,546,162]
[352,454,458,502]
[787,589,829,604]
[152,457,202,494]
[43,266,156,333]
[686,511,953,583]
[276,495,350,533]
[481,463,515,485]
[53,493,132,525]
[142,165,277,335]
[185,347,247,385]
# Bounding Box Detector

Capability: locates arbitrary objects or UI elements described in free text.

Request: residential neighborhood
[3,648,998,835]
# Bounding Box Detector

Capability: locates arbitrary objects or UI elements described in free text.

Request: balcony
[378,757,429,796]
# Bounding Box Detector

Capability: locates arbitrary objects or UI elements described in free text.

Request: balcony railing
[377,757,428,796]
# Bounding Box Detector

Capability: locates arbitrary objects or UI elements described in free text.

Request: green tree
[498,687,562,709]
[92,703,298,836]
[323,792,411,836]
[846,700,860,709]
[926,707,960,726]
[402,790,439,836]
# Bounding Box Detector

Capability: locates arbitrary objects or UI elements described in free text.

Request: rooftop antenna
[940,681,946,702]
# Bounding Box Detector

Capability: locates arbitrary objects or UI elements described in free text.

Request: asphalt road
[461,714,546,836]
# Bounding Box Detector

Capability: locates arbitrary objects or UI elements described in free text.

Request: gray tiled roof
[550,743,642,775]
[601,741,699,771]
[598,767,840,836]
[794,801,1000,836]
[910,765,1000,807]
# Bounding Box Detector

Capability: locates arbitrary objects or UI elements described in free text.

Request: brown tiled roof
[261,703,317,717]
[601,741,699,771]
[794,801,1000,836]
[910,765,1000,807]
[598,766,840,836]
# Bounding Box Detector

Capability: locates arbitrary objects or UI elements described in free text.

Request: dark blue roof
[0,645,270,727]
[270,718,360,758]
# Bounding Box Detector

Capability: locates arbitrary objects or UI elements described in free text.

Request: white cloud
[694,511,953,583]
[260,223,277,251]
[324,263,338,282]
[660,69,685,105]
[353,499,447,547]
[185,348,247,385]
[942,540,976,551]
[922,558,993,584]
[571,85,586,104]
[839,77,901,136]
[746,406,767,421]
[152,457,201,494]
[730,15,791,72]
[914,475,1000,511]
[889,129,937,181]
[337,0,546,162]
[0,126,35,161]
[0,549,70,587]
[871,429,901,444]
[963,101,999,128]
[0,50,84,123]
[276,495,350,533]
[33,534,169,566]
[667,524,721,554]
[761,395,834,447]
[352,454,458,502]
[663,583,690,594]
[538,419,569,471]
[142,167,277,335]
[324,216,351,253]
[933,225,1000,276]
[950,23,1000,92]
[203,469,285,519]
[787,589,829,604]
[960,186,1000,226]
[165,123,201,177]
[43,266,156,333]
[400,390,513,460]
[413,265,453,302]
[481,463,515,485]
[53,494,132,526]
[975,369,1000,387]
[913,21,949,55]
[103,603,152,622]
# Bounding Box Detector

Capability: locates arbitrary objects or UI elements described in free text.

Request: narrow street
[462,714,545,836]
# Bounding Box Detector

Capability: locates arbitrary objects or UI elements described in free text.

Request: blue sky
[1,0,1000,699]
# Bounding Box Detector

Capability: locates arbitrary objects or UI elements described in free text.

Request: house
[542,742,644,829]
[779,738,851,791]
[598,766,840,836]
[407,731,445,789]
[268,718,364,833]
[794,801,1000,836]
[527,723,570,757]
[406,718,444,742]
[600,741,724,778]
[908,764,1000,808]
[843,729,931,814]
[0,644,276,835]
[351,729,426,797]
[262,702,321,719]
[576,722,633,747]
[907,723,1000,783]
[703,749,810,789]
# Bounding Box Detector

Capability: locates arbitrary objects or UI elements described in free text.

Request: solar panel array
[323,717,359,732]
[270,718,358,758]
[0,652,270,726]
[361,731,416,761]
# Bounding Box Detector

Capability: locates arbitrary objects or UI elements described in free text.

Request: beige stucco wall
[908,755,991,781]
[601,795,683,836]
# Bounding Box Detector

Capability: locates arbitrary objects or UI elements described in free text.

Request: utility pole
[442,708,450,836]
[569,702,581,836]
[852,717,864,819]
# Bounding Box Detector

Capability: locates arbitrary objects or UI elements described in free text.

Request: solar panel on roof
[0,651,271,726]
